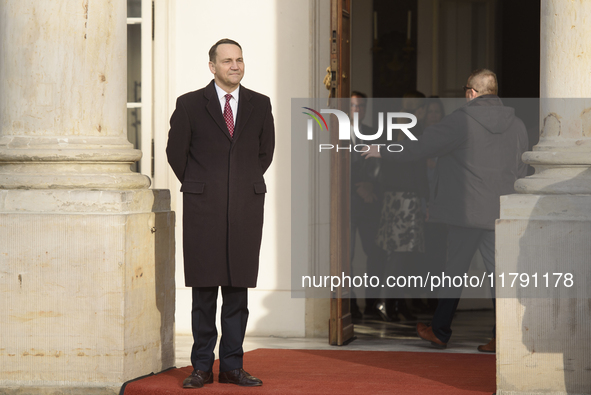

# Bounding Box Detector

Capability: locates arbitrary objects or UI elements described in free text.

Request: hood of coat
[460,95,516,135]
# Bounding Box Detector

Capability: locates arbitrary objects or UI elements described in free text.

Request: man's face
[465,80,478,101]
[350,96,367,122]
[209,44,244,92]
[402,97,426,123]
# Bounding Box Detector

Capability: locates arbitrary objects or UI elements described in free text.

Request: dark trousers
[190,286,248,372]
[424,222,448,272]
[351,197,386,299]
[431,225,495,343]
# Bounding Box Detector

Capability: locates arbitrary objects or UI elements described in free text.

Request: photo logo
[302,107,418,152]
[302,107,329,139]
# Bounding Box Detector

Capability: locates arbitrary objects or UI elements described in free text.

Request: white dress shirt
[214,83,239,125]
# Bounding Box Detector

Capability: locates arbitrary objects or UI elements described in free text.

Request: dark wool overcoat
[166,80,275,287]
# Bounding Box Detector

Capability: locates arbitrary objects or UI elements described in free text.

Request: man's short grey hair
[209,38,242,62]
[467,69,498,95]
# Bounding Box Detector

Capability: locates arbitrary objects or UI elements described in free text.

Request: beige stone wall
[0,191,175,391]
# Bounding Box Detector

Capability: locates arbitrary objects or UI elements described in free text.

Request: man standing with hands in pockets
[167,38,274,388]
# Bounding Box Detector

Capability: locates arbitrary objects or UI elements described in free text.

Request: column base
[0,189,175,389]
[496,194,591,395]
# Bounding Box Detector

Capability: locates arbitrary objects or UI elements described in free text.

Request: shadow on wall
[497,168,591,393]
[153,194,176,369]
[516,169,591,394]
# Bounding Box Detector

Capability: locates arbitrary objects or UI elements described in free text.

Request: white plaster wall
[171,0,312,337]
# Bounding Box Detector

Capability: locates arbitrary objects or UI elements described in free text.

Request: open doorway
[346,0,540,348]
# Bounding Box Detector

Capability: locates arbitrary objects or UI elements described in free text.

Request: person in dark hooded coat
[166,38,274,389]
[363,69,528,352]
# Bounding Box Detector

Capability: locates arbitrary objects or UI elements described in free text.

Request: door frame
[328,0,354,346]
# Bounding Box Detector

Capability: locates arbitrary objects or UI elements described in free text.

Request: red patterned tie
[223,93,234,138]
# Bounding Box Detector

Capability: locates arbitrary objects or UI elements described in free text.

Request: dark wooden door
[329,0,354,346]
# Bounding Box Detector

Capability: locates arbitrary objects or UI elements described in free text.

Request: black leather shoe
[182,370,213,389]
[375,301,400,322]
[375,301,391,322]
[219,368,262,387]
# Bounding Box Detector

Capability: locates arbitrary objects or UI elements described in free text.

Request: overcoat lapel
[232,87,253,142]
[204,81,233,141]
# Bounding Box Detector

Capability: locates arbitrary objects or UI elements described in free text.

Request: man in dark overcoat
[166,38,274,388]
[363,69,528,352]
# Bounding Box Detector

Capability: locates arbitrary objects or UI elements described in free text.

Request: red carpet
[121,349,495,394]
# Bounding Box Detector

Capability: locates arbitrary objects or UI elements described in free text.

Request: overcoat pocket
[254,182,267,194]
[181,181,205,194]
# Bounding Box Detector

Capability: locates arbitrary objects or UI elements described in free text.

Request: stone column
[0,1,175,393]
[496,1,591,394]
